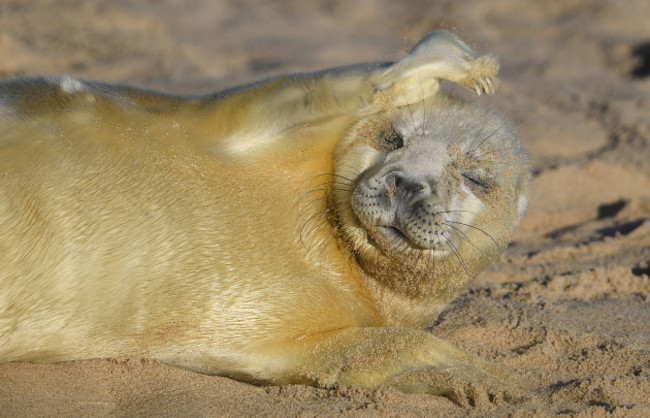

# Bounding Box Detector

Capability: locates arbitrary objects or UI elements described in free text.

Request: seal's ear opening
[377,30,500,106]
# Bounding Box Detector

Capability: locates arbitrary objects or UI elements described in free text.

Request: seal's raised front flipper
[198,30,499,155]
[377,30,499,106]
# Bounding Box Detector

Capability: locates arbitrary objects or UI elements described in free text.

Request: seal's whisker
[469,122,507,154]
[312,182,355,192]
[417,76,433,133]
[442,231,471,280]
[297,189,329,210]
[314,172,357,183]
[299,206,333,247]
[400,89,421,136]
[311,179,355,190]
[343,164,363,176]
[445,220,498,246]
[297,195,330,214]
[435,209,478,216]
[443,222,481,252]
[434,234,452,302]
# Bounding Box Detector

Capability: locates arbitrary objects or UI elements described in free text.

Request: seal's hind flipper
[377,30,499,106]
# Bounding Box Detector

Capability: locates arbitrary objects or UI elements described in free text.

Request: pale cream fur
[0,31,528,405]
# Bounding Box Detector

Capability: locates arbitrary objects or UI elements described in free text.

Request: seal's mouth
[377,225,407,240]
[375,223,447,251]
[348,169,481,253]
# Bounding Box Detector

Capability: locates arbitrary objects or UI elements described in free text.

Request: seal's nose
[385,172,431,204]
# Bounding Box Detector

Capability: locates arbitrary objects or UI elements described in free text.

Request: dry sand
[1,0,649,416]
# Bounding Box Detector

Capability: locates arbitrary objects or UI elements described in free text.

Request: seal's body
[0,31,529,404]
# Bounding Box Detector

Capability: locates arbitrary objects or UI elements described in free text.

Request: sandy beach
[1,0,649,416]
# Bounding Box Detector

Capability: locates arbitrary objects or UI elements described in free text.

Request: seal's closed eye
[374,124,404,152]
[462,172,493,194]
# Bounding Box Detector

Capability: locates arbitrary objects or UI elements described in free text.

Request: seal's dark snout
[385,172,431,204]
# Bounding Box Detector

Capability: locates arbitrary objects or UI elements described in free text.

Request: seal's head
[331,95,529,299]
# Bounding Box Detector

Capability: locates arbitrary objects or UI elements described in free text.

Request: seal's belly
[0,110,368,363]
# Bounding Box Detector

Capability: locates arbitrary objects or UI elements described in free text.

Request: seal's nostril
[393,174,402,188]
[386,173,428,199]
[404,181,426,195]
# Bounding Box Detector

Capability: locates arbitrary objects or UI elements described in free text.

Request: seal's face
[331,95,529,297]
[350,125,487,255]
